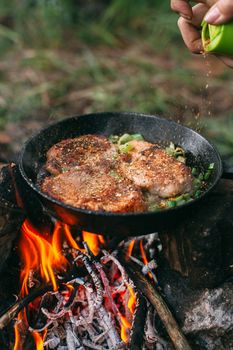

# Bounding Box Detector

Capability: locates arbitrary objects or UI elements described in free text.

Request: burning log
[129,294,147,350]
[120,257,192,350]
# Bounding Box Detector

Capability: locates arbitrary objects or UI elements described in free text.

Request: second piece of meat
[118,144,193,198]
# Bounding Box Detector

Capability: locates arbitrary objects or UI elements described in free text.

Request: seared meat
[45,135,117,175]
[41,166,146,213]
[41,135,194,212]
[125,140,154,156]
[119,145,193,198]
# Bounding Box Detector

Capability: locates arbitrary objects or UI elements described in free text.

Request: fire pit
[0,163,233,350]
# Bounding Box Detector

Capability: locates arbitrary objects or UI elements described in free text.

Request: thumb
[204,0,233,24]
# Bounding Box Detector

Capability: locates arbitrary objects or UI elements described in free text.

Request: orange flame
[139,240,153,279]
[127,285,136,314]
[14,220,85,349]
[63,224,85,252]
[19,220,68,294]
[126,239,135,259]
[13,322,22,350]
[118,284,136,343]
[32,331,46,350]
[82,231,104,256]
[120,314,131,342]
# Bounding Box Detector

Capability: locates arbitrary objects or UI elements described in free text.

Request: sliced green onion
[177,156,186,163]
[119,142,135,153]
[165,147,174,155]
[167,200,177,208]
[195,190,202,198]
[176,199,186,206]
[183,193,191,200]
[131,133,144,141]
[118,133,144,145]
[204,171,211,180]
[173,195,184,202]
[118,134,133,145]
[198,173,204,181]
[169,142,175,150]
[193,178,201,190]
[192,167,198,176]
[208,163,215,170]
[109,135,119,143]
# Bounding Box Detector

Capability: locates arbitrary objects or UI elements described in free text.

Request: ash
[14,233,170,350]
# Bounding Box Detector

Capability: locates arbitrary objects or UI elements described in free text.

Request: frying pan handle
[222,162,233,180]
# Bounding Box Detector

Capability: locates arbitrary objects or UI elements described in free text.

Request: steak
[45,135,117,175]
[41,166,146,213]
[118,144,193,198]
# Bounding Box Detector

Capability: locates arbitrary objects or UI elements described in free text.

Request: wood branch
[120,257,192,350]
[0,285,52,330]
[129,294,147,350]
[0,265,87,329]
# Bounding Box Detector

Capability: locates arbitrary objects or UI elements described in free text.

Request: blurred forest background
[0,0,232,164]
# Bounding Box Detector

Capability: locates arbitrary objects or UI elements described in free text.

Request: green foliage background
[0,0,232,161]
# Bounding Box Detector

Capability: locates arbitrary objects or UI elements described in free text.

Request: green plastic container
[202,21,233,56]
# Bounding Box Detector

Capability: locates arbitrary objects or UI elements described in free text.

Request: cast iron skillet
[18,112,232,237]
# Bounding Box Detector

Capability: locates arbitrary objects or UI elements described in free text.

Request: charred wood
[0,264,87,330]
[119,257,192,350]
[129,294,147,350]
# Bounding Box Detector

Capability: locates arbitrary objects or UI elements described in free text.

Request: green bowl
[202,21,233,56]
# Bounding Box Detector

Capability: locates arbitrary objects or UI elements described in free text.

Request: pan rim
[18,111,223,218]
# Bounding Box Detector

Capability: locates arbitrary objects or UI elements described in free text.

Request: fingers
[171,0,193,19]
[178,18,203,53]
[191,3,210,26]
[170,0,212,19]
[177,4,209,53]
[204,0,233,24]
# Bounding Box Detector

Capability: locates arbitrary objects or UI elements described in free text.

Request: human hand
[170,0,233,67]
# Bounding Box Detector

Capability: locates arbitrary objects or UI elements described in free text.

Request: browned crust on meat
[45,135,117,175]
[118,146,193,198]
[41,167,146,213]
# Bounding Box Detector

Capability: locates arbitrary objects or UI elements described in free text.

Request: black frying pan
[18,112,232,237]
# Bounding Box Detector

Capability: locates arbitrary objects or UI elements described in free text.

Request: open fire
[12,219,140,349]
